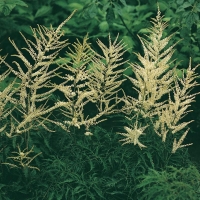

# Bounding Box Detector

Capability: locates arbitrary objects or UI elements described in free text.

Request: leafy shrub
[135,165,200,200]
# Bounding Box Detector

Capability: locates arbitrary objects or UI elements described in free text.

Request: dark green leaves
[175,0,200,29]
[35,5,52,18]
[0,0,27,16]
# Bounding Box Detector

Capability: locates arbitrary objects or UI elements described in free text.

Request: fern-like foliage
[136,165,200,199]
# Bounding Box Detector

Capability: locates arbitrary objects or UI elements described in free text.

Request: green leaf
[123,66,133,76]
[175,69,186,79]
[176,6,186,13]
[19,25,33,35]
[146,151,155,169]
[196,3,200,12]
[0,0,27,16]
[73,186,85,194]
[180,27,190,38]
[0,4,15,16]
[188,0,195,4]
[182,2,192,8]
[192,45,199,53]
[106,178,120,187]
[136,4,149,12]
[102,2,110,12]
[93,185,105,198]
[141,12,154,21]
[185,12,198,28]
[12,135,17,149]
[119,0,127,7]
[113,3,122,16]
[182,10,190,17]
[176,2,192,13]
[67,3,84,11]
[35,5,52,18]
[122,36,135,53]
[193,12,199,21]
[159,2,169,11]
[0,183,6,190]
[176,0,184,5]
[106,7,115,24]
[193,56,200,63]
[48,192,55,200]
[54,0,69,8]
[15,0,27,7]
[88,4,97,18]
[55,192,63,200]
[23,167,29,179]
[138,28,150,34]
[99,21,109,32]
[61,179,74,183]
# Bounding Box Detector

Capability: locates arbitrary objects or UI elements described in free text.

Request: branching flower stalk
[53,34,126,132]
[2,145,42,171]
[0,11,76,170]
[90,34,126,113]
[120,7,199,153]
[0,11,76,136]
[0,57,21,135]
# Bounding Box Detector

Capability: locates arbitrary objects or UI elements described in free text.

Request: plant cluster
[118,8,200,154]
[0,5,199,200]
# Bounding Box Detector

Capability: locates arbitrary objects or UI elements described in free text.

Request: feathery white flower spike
[118,122,148,149]
[172,128,193,153]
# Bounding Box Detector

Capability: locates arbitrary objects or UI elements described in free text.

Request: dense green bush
[136,165,200,200]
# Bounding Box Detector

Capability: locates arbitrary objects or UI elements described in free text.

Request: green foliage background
[1,0,200,83]
[0,0,200,199]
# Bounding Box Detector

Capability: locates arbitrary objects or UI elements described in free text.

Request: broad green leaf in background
[188,0,195,4]
[99,21,109,32]
[176,0,184,4]
[0,0,27,16]
[67,3,84,11]
[175,68,187,79]
[196,2,200,12]
[106,6,115,24]
[53,0,69,9]
[176,2,191,13]
[35,5,52,18]
[88,3,98,18]
[119,0,127,7]
[185,12,199,28]
[122,35,135,53]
